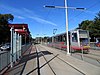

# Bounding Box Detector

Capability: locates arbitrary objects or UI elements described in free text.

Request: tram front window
[80,38,89,46]
[72,33,78,42]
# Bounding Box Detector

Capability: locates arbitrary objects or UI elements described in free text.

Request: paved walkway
[39,45,100,75]
[4,45,36,75]
[3,44,100,75]
[89,49,100,56]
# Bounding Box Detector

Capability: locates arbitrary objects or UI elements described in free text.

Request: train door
[70,30,79,47]
[78,30,90,47]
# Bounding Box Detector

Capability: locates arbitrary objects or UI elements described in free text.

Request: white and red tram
[47,29,90,53]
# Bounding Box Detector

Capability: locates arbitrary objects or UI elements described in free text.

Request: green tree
[0,14,14,44]
[78,20,93,30]
[77,11,100,42]
[92,11,100,37]
[87,11,100,38]
[0,14,14,26]
[94,11,100,21]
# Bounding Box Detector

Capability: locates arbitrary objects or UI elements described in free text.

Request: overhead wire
[44,0,56,20]
[43,0,100,34]
[70,0,100,21]
[67,0,100,31]
[41,0,56,36]
[44,0,100,23]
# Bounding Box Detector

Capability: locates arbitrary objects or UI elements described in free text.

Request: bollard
[81,45,84,60]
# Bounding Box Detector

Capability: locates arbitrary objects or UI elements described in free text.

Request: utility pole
[65,0,70,54]
[44,0,86,55]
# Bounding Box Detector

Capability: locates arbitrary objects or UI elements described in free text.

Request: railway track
[26,45,59,75]
[48,45,100,67]
[36,45,85,75]
[37,45,57,75]
[26,44,100,75]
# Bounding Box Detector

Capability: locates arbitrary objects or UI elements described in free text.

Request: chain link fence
[0,43,32,74]
[0,51,10,72]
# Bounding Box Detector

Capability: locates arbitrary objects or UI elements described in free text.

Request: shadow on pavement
[18,51,53,64]
[4,50,53,75]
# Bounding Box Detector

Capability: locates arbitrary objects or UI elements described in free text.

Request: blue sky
[0,0,100,38]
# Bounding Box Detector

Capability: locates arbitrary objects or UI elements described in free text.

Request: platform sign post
[81,45,84,60]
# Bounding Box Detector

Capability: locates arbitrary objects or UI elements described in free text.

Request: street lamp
[53,29,57,43]
[36,34,39,43]
[44,0,86,55]
[53,29,57,35]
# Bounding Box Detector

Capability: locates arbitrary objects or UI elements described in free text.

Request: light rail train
[47,29,90,53]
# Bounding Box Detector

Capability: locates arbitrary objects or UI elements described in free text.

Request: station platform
[3,44,100,75]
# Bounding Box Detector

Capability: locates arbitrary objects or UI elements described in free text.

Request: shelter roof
[9,24,30,35]
[8,24,28,29]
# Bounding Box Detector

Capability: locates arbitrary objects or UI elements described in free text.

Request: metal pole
[44,2,85,55]
[15,32,17,61]
[25,34,26,44]
[10,27,14,67]
[81,45,84,60]
[52,36,54,43]
[20,35,22,56]
[65,0,70,54]
[17,33,20,59]
[53,29,57,43]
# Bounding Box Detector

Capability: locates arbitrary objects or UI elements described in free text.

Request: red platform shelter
[8,24,30,35]
[9,24,30,44]
[8,24,31,67]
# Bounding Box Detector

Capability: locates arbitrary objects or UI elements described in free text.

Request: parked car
[96,42,100,47]
[0,43,10,51]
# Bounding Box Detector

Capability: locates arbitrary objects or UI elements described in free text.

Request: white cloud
[84,10,96,15]
[0,4,26,19]
[0,4,22,14]
[15,15,25,19]
[29,16,57,26]
[0,4,57,26]
[23,8,34,14]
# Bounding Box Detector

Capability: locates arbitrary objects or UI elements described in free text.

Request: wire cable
[71,1,100,21]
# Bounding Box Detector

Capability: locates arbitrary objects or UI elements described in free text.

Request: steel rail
[37,45,57,75]
[26,45,58,75]
[39,45,85,75]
